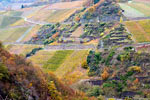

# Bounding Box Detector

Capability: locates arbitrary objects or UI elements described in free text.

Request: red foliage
[52,32,59,39]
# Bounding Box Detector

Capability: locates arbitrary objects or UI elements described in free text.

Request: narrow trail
[16,25,34,43]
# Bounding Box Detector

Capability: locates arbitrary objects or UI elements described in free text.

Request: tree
[101,68,109,80]
[133,78,139,84]
[48,81,62,100]
[21,5,24,9]
[120,17,123,23]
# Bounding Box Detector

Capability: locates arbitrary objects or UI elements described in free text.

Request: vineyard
[127,2,150,17]
[0,16,22,28]
[21,25,42,42]
[43,50,73,71]
[54,50,89,84]
[0,27,29,42]
[45,8,80,23]
[29,49,89,84]
[119,3,145,18]
[46,0,84,9]
[125,20,150,42]
[29,50,56,66]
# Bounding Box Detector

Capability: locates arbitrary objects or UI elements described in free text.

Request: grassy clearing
[46,9,79,23]
[125,20,150,43]
[127,2,150,17]
[0,27,29,42]
[54,50,89,84]
[43,50,73,72]
[0,16,22,28]
[119,3,145,18]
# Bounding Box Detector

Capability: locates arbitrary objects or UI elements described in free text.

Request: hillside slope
[0,42,94,100]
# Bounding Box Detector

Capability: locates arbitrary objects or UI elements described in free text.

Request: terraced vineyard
[125,20,150,43]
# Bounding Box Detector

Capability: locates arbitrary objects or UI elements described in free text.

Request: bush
[26,47,43,58]
[74,82,92,92]
[0,63,9,80]
[44,39,54,45]
[97,95,105,100]
[81,61,88,69]
[105,51,115,66]
[86,86,102,97]
[128,66,142,73]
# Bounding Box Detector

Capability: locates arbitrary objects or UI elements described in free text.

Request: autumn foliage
[101,68,109,80]
[128,66,142,73]
[0,42,92,100]
[52,32,59,39]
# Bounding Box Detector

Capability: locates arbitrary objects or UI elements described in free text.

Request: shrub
[101,69,109,80]
[26,47,43,58]
[97,95,105,100]
[105,50,115,66]
[0,63,9,80]
[128,66,142,73]
[81,61,88,69]
[86,86,102,97]
[48,81,63,100]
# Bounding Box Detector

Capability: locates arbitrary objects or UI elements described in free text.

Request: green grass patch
[43,50,73,72]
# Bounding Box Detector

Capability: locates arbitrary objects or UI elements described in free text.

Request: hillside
[0,42,95,100]
[1,0,150,99]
